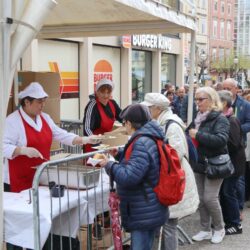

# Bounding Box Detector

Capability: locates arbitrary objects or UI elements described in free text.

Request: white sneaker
[211,229,225,244]
[192,231,212,241]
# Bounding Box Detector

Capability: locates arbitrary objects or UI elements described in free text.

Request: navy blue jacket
[105,120,167,231]
[233,95,250,137]
[180,94,198,123]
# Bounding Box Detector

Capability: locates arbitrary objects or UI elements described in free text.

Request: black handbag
[206,154,234,179]
[191,161,207,174]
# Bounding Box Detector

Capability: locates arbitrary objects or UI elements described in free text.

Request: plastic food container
[39,165,100,189]
[50,184,65,198]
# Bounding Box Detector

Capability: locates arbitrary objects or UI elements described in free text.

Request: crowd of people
[3,77,250,250]
[98,78,250,249]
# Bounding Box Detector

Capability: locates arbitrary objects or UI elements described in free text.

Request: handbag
[191,161,207,174]
[206,154,234,179]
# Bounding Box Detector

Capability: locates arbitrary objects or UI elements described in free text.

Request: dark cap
[120,104,152,124]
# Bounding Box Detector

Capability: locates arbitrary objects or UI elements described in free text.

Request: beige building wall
[22,35,184,120]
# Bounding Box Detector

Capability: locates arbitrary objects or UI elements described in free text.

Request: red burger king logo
[94,60,113,90]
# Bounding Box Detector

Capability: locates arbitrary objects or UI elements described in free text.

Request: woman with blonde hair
[188,87,230,244]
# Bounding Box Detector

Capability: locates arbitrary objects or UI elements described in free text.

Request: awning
[38,0,196,38]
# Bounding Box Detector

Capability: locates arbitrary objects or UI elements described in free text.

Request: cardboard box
[104,126,127,136]
[43,97,61,124]
[17,71,61,123]
[7,71,61,122]
[50,140,61,151]
[18,71,60,98]
[102,134,129,147]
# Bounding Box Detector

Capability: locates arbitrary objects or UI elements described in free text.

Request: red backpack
[125,135,185,206]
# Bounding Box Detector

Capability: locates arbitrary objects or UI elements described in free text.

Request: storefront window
[161,53,176,88]
[132,50,152,103]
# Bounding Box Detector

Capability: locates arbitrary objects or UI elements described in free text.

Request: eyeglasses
[195,97,208,102]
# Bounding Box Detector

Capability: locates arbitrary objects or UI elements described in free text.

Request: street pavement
[179,204,250,250]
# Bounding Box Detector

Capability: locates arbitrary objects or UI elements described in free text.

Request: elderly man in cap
[83,78,122,153]
[99,104,167,250]
[141,93,199,250]
[3,82,99,250]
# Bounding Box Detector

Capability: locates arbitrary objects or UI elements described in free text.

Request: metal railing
[31,150,128,250]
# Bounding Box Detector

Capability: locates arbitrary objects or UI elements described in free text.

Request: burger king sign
[94,60,113,90]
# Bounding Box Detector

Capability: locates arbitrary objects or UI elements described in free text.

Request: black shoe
[93,224,103,240]
[225,224,242,235]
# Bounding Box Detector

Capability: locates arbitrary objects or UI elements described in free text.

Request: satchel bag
[191,161,207,174]
[206,154,234,179]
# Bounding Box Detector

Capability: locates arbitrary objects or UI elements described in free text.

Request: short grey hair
[218,90,233,108]
[223,78,237,87]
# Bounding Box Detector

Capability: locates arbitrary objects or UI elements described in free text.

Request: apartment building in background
[208,0,235,82]
[234,0,250,58]
[182,0,209,84]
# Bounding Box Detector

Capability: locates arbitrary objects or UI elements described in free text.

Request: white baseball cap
[141,93,170,110]
[18,82,48,99]
[96,78,114,91]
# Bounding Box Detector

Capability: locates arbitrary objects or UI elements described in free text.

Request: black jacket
[195,111,230,162]
[227,115,246,176]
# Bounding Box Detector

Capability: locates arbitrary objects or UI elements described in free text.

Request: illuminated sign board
[132,34,172,51]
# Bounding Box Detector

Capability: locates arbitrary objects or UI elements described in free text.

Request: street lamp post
[233,57,239,82]
[200,51,207,86]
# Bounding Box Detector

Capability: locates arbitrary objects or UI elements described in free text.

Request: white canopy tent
[0,0,196,248]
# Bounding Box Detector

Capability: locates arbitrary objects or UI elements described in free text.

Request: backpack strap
[124,134,163,202]
[165,119,183,134]
[164,119,190,160]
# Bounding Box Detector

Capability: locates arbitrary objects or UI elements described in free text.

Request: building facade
[182,0,209,84]
[22,35,184,120]
[208,0,235,82]
[234,0,250,57]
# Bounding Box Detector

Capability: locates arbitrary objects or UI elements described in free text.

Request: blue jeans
[236,175,245,211]
[220,176,240,226]
[131,229,157,250]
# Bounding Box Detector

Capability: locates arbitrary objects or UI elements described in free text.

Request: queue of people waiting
[3,77,250,250]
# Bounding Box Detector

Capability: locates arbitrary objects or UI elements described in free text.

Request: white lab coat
[3,107,78,184]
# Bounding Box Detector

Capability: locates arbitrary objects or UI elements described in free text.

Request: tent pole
[0,0,12,248]
[0,3,4,246]
[187,30,196,126]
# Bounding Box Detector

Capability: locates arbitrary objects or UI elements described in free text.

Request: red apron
[8,111,52,192]
[84,99,116,153]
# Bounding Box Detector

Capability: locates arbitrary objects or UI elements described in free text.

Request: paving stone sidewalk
[179,205,250,250]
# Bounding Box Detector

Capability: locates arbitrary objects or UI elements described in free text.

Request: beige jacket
[157,109,199,219]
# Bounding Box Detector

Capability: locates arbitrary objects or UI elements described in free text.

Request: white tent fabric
[0,0,196,248]
[38,0,196,38]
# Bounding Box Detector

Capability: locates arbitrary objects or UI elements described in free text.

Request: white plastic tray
[39,165,101,189]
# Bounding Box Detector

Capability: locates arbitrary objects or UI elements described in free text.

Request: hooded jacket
[157,109,199,219]
[105,120,167,231]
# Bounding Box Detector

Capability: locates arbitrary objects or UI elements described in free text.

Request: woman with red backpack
[99,104,167,250]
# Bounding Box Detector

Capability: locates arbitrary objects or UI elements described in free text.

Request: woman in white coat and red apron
[83,78,122,153]
[3,82,99,193]
[3,82,99,250]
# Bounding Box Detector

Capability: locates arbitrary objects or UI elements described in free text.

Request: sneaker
[211,229,225,244]
[225,225,243,235]
[192,231,212,241]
